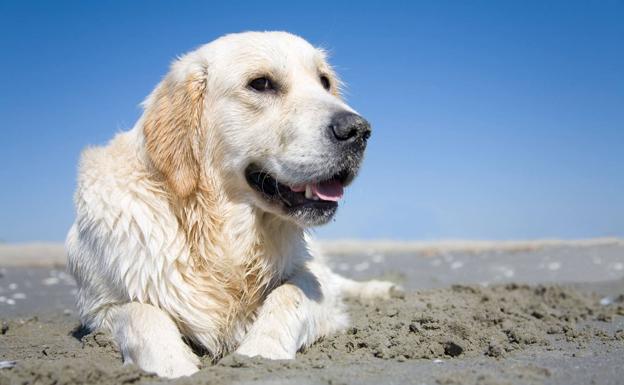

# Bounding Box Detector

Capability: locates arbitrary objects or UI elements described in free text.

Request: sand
[1,241,624,384]
[2,283,623,385]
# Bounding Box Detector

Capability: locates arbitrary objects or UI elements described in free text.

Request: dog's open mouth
[245,164,350,211]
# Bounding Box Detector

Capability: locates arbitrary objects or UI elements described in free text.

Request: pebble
[491,266,515,279]
[371,254,385,264]
[600,297,613,306]
[354,262,370,272]
[502,267,515,278]
[0,361,17,369]
[547,262,562,271]
[42,277,60,286]
[450,261,464,270]
[337,263,350,272]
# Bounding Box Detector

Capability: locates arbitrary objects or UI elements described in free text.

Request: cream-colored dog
[66,31,395,378]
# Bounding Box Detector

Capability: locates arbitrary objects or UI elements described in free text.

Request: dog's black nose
[328,111,371,143]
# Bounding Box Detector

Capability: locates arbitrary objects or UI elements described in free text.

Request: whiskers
[250,167,292,207]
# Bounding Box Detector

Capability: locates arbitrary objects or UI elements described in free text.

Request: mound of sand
[308,284,622,361]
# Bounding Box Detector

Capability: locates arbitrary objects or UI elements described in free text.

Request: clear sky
[1,1,623,242]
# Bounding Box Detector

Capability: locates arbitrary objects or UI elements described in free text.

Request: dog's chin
[244,164,354,227]
[281,201,338,227]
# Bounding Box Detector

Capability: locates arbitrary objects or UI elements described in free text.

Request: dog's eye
[320,75,331,91]
[249,77,275,92]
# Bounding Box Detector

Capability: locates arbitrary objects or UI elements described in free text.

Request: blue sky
[1,1,623,242]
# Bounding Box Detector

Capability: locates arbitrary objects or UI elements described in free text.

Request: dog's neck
[169,167,307,297]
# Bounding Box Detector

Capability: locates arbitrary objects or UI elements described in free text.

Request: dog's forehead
[208,32,328,72]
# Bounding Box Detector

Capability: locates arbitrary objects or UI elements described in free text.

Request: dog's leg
[108,302,199,378]
[235,265,348,359]
[306,241,400,300]
[332,273,401,301]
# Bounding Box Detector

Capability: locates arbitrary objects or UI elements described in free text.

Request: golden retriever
[66,31,396,378]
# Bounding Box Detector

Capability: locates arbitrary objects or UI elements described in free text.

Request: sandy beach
[1,239,623,385]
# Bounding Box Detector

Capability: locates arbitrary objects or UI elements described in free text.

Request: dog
[66,31,396,378]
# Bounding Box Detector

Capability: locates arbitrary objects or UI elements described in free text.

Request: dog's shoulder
[77,128,145,188]
[68,128,189,315]
[74,127,173,233]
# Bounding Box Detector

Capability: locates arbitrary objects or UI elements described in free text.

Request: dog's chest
[166,208,303,342]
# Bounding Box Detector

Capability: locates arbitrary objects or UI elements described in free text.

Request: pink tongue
[312,180,344,202]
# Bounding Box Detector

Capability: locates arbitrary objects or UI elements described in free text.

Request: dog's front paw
[236,333,295,360]
[358,279,403,300]
[123,340,200,378]
[150,356,199,378]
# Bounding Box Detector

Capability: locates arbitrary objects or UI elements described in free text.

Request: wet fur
[67,31,396,378]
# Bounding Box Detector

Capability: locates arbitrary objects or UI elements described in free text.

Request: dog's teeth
[305,185,313,199]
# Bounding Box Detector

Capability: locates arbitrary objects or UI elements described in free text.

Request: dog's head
[143,32,371,227]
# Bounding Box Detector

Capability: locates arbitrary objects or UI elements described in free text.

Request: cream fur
[66,31,396,378]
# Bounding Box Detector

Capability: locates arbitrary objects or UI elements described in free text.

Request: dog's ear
[143,65,207,198]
